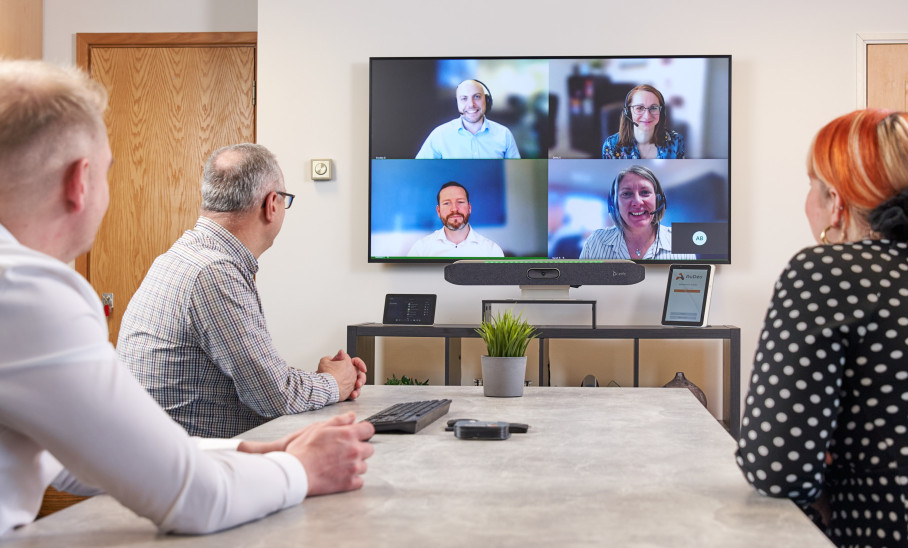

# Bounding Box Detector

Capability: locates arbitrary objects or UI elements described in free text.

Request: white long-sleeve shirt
[0,223,307,536]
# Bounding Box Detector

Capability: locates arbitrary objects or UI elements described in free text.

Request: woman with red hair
[737,109,908,547]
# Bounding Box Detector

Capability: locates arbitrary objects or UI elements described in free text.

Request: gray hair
[201,143,282,212]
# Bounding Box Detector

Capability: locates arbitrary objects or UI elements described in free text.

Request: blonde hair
[0,59,108,195]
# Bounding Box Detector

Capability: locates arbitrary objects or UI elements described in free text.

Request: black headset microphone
[645,201,666,216]
[607,169,667,219]
[471,79,493,113]
[622,88,638,127]
[629,201,666,217]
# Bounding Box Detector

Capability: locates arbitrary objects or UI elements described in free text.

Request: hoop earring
[820,224,842,245]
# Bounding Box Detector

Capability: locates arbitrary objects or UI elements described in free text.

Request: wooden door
[76,33,256,344]
[0,0,42,59]
[867,43,908,109]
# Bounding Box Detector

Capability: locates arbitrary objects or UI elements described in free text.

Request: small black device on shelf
[382,293,436,325]
[661,264,715,327]
[363,399,452,434]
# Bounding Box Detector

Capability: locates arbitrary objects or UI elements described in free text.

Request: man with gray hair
[118,143,367,438]
[0,59,373,537]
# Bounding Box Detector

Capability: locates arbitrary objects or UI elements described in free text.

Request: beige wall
[43,0,908,420]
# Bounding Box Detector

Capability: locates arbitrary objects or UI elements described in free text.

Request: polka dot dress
[736,241,908,548]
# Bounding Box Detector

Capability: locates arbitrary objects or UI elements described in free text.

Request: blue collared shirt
[416,117,521,159]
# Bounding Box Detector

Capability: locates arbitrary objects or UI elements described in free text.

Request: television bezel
[368,54,732,266]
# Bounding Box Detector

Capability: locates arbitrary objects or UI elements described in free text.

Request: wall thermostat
[311,159,333,181]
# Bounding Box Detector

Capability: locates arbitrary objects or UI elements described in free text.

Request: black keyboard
[363,399,452,434]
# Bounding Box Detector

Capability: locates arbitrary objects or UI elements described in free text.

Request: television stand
[347,323,742,437]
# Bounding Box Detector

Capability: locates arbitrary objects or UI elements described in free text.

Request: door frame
[855,33,908,108]
[74,31,257,278]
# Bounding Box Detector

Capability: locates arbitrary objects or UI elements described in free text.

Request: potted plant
[475,310,538,397]
[384,374,429,386]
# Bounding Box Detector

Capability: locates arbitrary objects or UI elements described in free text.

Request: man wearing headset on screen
[407,181,505,257]
[415,79,521,159]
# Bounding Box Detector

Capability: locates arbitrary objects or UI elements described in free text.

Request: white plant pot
[481,356,527,397]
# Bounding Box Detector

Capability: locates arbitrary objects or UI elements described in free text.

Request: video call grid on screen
[369,55,731,265]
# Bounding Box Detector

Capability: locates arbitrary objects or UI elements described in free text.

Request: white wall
[255,0,908,414]
[43,0,908,418]
[43,0,256,63]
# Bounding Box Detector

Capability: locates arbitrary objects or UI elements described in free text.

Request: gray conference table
[7,386,832,547]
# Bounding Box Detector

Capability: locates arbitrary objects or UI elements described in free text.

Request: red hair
[807,110,908,226]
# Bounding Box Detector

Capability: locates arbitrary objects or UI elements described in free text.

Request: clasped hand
[318,349,368,400]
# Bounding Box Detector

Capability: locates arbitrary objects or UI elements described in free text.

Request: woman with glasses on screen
[736,109,908,548]
[602,84,685,159]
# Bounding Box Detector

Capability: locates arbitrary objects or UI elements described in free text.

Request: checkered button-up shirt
[118,217,339,438]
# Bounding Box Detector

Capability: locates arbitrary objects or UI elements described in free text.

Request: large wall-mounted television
[369,55,731,266]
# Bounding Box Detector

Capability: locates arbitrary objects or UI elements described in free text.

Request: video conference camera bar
[444,260,645,287]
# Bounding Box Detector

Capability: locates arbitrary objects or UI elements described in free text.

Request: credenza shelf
[347,323,740,438]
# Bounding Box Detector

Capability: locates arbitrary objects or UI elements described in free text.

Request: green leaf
[474,309,538,357]
[384,373,429,385]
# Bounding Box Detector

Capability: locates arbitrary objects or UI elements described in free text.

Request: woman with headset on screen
[579,165,694,260]
[736,109,908,548]
[602,84,685,159]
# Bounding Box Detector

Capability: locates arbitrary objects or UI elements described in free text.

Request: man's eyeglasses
[263,190,295,209]
[629,104,662,115]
